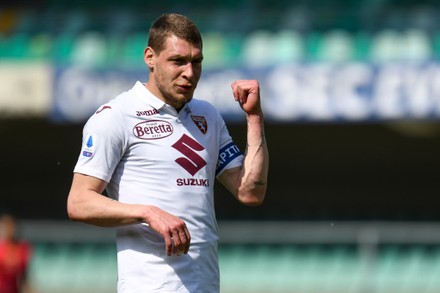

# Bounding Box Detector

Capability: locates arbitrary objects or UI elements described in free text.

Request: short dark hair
[148,13,203,54]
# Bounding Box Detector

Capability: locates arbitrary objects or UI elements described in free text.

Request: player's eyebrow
[169,52,203,61]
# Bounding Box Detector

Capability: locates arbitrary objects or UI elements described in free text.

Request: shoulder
[87,87,140,125]
[82,97,131,140]
[89,100,125,126]
[96,82,144,115]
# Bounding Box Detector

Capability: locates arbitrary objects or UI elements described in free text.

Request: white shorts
[116,231,219,293]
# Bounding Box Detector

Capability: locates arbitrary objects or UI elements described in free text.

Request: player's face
[0,216,16,241]
[145,35,203,110]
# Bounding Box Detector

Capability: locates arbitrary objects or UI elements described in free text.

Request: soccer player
[0,214,32,293]
[67,13,269,293]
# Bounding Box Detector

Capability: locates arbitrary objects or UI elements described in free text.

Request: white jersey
[74,81,243,293]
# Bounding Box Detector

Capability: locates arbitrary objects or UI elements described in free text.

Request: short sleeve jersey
[74,81,243,292]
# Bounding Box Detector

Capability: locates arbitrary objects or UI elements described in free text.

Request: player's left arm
[218,80,269,206]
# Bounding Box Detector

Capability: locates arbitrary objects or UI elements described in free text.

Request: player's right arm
[67,173,139,227]
[67,173,190,256]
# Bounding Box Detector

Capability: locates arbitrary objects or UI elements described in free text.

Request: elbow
[236,173,268,206]
[237,189,266,207]
[66,203,80,222]
[243,198,264,207]
[67,210,80,222]
[66,194,84,222]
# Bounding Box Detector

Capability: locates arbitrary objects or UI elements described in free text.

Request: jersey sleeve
[215,115,244,177]
[73,104,126,183]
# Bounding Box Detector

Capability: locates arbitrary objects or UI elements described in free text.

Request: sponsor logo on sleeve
[82,133,96,158]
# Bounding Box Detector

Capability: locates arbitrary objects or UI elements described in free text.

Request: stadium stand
[1,1,440,65]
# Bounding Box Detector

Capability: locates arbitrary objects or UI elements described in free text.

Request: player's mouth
[176,84,194,93]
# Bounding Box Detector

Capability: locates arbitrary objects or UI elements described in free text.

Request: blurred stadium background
[1,0,440,292]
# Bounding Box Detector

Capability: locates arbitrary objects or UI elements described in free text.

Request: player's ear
[144,47,154,69]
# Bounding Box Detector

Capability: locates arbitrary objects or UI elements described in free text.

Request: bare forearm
[237,112,269,204]
[67,190,146,227]
[67,187,190,256]
[68,172,190,256]
[67,174,148,227]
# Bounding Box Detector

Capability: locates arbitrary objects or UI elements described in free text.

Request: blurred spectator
[0,214,32,293]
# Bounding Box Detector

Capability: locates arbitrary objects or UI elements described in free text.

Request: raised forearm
[237,112,269,205]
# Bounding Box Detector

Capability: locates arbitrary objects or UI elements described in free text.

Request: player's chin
[176,90,195,101]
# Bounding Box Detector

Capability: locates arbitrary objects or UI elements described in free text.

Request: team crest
[191,115,208,134]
